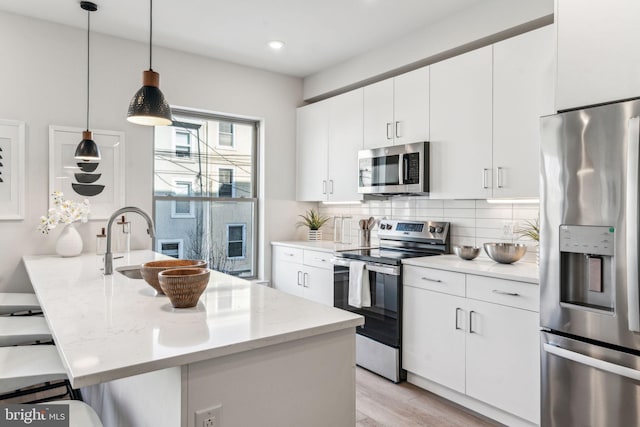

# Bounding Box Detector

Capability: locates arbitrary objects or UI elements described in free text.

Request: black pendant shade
[75,130,101,161]
[126,0,172,126]
[75,1,101,161]
[127,70,172,126]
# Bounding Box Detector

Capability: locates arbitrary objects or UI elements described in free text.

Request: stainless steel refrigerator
[540,98,640,427]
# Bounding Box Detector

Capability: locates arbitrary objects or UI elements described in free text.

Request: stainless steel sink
[115,266,143,280]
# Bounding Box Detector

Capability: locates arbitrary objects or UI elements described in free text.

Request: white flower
[37,191,91,234]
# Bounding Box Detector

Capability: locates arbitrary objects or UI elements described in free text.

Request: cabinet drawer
[467,275,539,312]
[303,250,334,270]
[273,246,303,264]
[403,265,465,297]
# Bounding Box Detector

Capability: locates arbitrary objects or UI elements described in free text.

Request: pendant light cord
[149,0,153,70]
[86,8,91,130]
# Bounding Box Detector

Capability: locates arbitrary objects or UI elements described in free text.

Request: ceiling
[0,0,484,77]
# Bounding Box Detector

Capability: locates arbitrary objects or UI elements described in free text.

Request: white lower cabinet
[271,245,334,306]
[403,265,540,425]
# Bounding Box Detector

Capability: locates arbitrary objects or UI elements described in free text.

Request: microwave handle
[399,154,410,184]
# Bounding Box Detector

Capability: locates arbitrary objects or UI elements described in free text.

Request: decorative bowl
[140,259,206,294]
[453,246,481,260]
[483,243,527,264]
[158,268,210,308]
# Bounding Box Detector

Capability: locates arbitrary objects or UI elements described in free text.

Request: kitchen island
[23,250,363,427]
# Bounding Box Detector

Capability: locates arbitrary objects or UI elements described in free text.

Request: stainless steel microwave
[358,141,429,195]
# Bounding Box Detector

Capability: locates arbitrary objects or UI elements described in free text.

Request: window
[171,181,195,218]
[154,110,258,278]
[227,224,246,259]
[218,122,234,148]
[175,131,191,158]
[157,239,184,259]
[218,168,233,197]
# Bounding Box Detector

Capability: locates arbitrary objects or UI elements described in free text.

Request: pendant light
[127,0,172,126]
[75,1,101,161]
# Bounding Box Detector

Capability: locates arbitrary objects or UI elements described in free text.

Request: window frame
[153,108,259,279]
[157,238,184,259]
[172,127,197,160]
[226,223,246,260]
[170,180,196,218]
[217,121,235,149]
[217,167,235,198]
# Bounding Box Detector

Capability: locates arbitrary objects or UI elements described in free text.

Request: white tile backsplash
[319,199,539,263]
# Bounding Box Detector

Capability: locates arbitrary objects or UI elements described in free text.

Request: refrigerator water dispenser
[559,225,615,312]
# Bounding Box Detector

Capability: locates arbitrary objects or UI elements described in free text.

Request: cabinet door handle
[492,289,519,296]
[386,122,393,140]
[455,307,463,330]
[469,310,476,334]
[482,169,489,189]
[322,180,327,195]
[395,121,401,138]
[303,272,309,288]
[496,167,504,188]
[314,257,327,262]
[284,252,294,257]
[329,180,334,194]
[297,271,303,286]
[421,277,442,283]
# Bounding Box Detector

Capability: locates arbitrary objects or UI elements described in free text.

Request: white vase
[56,223,83,257]
[308,230,322,241]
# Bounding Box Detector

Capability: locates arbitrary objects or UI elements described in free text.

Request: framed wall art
[49,126,125,220]
[0,119,26,220]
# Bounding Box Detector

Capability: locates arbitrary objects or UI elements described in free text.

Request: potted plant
[297,209,330,241]
[515,217,540,264]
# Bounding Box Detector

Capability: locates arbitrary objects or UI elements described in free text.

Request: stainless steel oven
[332,219,449,382]
[358,141,429,195]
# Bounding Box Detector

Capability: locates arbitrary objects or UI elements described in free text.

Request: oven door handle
[543,343,640,382]
[330,258,400,276]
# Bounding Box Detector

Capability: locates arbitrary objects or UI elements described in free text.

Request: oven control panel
[378,219,449,244]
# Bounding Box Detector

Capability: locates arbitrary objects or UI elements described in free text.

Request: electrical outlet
[195,405,222,427]
[502,221,515,238]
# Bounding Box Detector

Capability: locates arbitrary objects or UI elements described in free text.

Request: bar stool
[38,400,103,427]
[0,346,103,426]
[0,292,41,315]
[0,345,68,397]
[0,317,52,346]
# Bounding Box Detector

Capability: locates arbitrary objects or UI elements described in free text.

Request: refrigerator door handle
[627,117,640,332]
[544,343,640,382]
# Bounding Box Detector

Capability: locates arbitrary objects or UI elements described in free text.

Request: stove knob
[435,226,444,233]
[428,226,436,233]
[385,224,392,230]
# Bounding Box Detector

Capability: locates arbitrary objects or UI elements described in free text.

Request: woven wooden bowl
[158,268,210,308]
[140,259,206,294]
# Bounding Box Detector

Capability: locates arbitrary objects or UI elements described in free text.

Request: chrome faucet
[104,207,155,275]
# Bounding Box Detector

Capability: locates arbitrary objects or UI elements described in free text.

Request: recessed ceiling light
[269,40,284,50]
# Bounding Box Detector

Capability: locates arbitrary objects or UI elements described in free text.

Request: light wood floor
[356,367,500,427]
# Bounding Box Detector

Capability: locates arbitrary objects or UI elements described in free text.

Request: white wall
[303,0,553,100]
[0,11,304,291]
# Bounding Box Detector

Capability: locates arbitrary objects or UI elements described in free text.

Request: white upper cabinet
[296,101,328,201]
[328,89,364,201]
[296,89,363,202]
[429,46,493,199]
[556,0,640,110]
[493,25,555,199]
[363,79,394,149]
[363,67,429,149]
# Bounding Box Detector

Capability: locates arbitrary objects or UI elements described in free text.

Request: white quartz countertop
[402,255,539,284]
[23,250,363,388]
[271,240,369,253]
